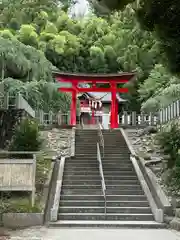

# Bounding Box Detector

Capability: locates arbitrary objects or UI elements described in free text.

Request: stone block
[2,213,43,229]
[170,217,180,231]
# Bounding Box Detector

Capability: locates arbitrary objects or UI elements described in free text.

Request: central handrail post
[104,194,107,215]
[97,119,104,158]
[97,142,106,216]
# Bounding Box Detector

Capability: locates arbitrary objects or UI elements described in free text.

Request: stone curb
[130,155,164,223]
[121,128,172,214]
[120,128,164,223]
[50,156,66,222]
[42,160,55,222]
[2,213,44,229]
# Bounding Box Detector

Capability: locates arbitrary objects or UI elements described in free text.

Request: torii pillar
[110,82,119,129]
[70,82,77,126]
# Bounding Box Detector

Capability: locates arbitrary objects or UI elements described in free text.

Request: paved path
[7,227,180,240]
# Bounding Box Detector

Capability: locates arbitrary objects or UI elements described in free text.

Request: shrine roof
[53,71,136,82]
[78,84,127,102]
[88,92,127,102]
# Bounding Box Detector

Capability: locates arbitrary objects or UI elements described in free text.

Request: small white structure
[68,0,91,19]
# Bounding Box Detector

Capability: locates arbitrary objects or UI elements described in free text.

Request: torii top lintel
[53,71,136,83]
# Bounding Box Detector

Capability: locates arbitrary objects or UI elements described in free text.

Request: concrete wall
[2,213,43,229]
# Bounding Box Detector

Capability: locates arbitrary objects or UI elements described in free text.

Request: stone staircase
[55,129,166,228]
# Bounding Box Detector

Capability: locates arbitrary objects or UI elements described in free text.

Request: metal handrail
[97,142,106,215]
[97,120,104,158]
[81,116,85,129]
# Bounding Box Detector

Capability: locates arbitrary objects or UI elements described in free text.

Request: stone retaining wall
[2,213,43,229]
[2,158,55,229]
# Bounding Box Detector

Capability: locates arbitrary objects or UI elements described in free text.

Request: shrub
[0,192,42,214]
[9,118,42,154]
[156,121,180,169]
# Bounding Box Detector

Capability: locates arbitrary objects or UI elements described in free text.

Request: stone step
[75,144,127,146]
[65,163,133,168]
[102,151,126,154]
[64,170,134,174]
[64,168,100,173]
[104,175,137,179]
[70,158,132,161]
[103,139,127,141]
[63,175,138,181]
[63,179,139,185]
[75,142,97,144]
[65,161,99,165]
[58,213,154,221]
[104,169,135,173]
[66,160,132,164]
[76,132,98,134]
[63,171,99,175]
[76,140,125,142]
[103,163,133,167]
[69,160,131,164]
[75,150,128,153]
[75,146,129,149]
[75,152,129,155]
[65,163,100,167]
[75,145,127,148]
[103,163,132,166]
[103,142,128,144]
[63,180,102,185]
[102,159,131,162]
[103,152,130,155]
[75,147,97,150]
[62,184,142,190]
[74,154,97,156]
[62,185,101,190]
[75,139,97,141]
[49,220,166,228]
[64,166,133,171]
[103,154,131,157]
[59,200,150,207]
[61,189,144,195]
[59,206,152,214]
[76,133,97,135]
[64,170,136,176]
[75,144,97,146]
[71,157,131,161]
[60,195,147,201]
[66,159,132,166]
[75,150,129,153]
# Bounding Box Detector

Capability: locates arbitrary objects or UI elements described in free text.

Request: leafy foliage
[140,64,180,113]
[1,1,180,113]
[0,5,163,111]
[0,37,53,82]
[136,0,180,74]
[156,121,180,169]
[9,118,42,152]
[158,121,180,193]
[96,0,180,75]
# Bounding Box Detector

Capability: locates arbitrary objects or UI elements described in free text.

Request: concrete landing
[8,227,180,240]
[49,220,166,228]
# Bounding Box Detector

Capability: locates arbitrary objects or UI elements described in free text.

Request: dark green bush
[0,192,42,214]
[156,121,180,169]
[9,118,42,155]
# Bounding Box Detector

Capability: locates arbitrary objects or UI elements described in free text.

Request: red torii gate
[54,72,135,129]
